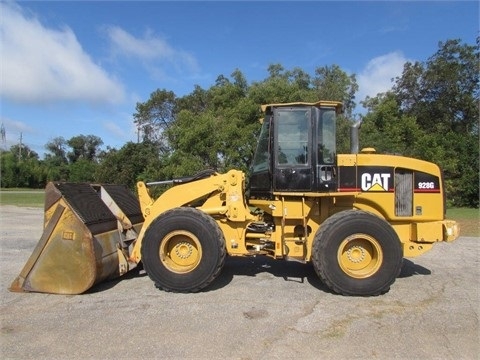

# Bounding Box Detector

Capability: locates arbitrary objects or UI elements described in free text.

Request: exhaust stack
[350,120,362,154]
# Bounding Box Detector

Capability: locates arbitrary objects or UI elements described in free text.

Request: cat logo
[361,173,391,192]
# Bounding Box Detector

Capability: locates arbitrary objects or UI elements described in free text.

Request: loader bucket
[9,182,144,295]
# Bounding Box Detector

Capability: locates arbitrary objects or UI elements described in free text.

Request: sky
[1,1,478,158]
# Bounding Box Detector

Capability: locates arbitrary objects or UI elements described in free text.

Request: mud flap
[9,182,143,295]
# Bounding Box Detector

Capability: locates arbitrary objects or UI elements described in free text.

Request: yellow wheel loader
[10,101,460,296]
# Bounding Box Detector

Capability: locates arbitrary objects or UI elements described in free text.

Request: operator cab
[248,101,343,198]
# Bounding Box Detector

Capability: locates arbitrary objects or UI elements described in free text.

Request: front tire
[141,207,226,292]
[312,210,403,296]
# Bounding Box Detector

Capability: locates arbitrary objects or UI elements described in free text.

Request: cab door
[273,107,313,192]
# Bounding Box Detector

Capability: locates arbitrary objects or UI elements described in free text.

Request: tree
[0,144,43,188]
[392,39,479,207]
[66,135,103,163]
[167,69,261,174]
[248,64,317,104]
[133,89,177,151]
[68,159,98,182]
[360,92,424,157]
[133,64,362,179]
[42,155,69,182]
[362,39,479,207]
[45,136,68,163]
[396,40,479,133]
[167,110,220,170]
[176,85,210,115]
[313,64,358,118]
[95,142,163,190]
[0,151,18,187]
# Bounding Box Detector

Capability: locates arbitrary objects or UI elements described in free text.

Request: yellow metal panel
[356,153,441,176]
[403,242,434,257]
[390,223,412,243]
[412,221,444,242]
[337,154,357,166]
[354,193,396,219]
[413,194,445,221]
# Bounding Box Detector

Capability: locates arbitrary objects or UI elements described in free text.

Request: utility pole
[18,132,23,161]
[0,123,6,152]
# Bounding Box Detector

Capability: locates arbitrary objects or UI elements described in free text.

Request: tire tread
[312,210,403,296]
[141,207,226,293]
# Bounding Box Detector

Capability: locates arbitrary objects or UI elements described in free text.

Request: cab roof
[261,101,343,114]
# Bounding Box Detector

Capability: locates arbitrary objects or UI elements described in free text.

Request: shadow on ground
[88,256,431,294]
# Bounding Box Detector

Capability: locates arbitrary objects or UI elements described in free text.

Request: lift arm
[130,169,254,263]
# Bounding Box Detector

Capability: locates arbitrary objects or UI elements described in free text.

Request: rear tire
[141,207,226,292]
[312,210,403,296]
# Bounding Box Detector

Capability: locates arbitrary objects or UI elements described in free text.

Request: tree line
[1,39,478,207]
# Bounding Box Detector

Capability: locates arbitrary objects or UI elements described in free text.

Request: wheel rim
[337,234,383,279]
[159,230,202,274]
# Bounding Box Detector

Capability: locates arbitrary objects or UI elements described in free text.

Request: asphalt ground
[1,205,478,360]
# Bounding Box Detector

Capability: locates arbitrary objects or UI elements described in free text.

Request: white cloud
[0,116,36,149]
[0,2,125,105]
[105,26,200,78]
[1,117,35,134]
[357,51,409,104]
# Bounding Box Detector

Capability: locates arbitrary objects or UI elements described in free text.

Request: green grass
[446,207,479,237]
[0,189,45,207]
[1,189,478,236]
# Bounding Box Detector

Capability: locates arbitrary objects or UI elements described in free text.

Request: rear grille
[395,170,413,216]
